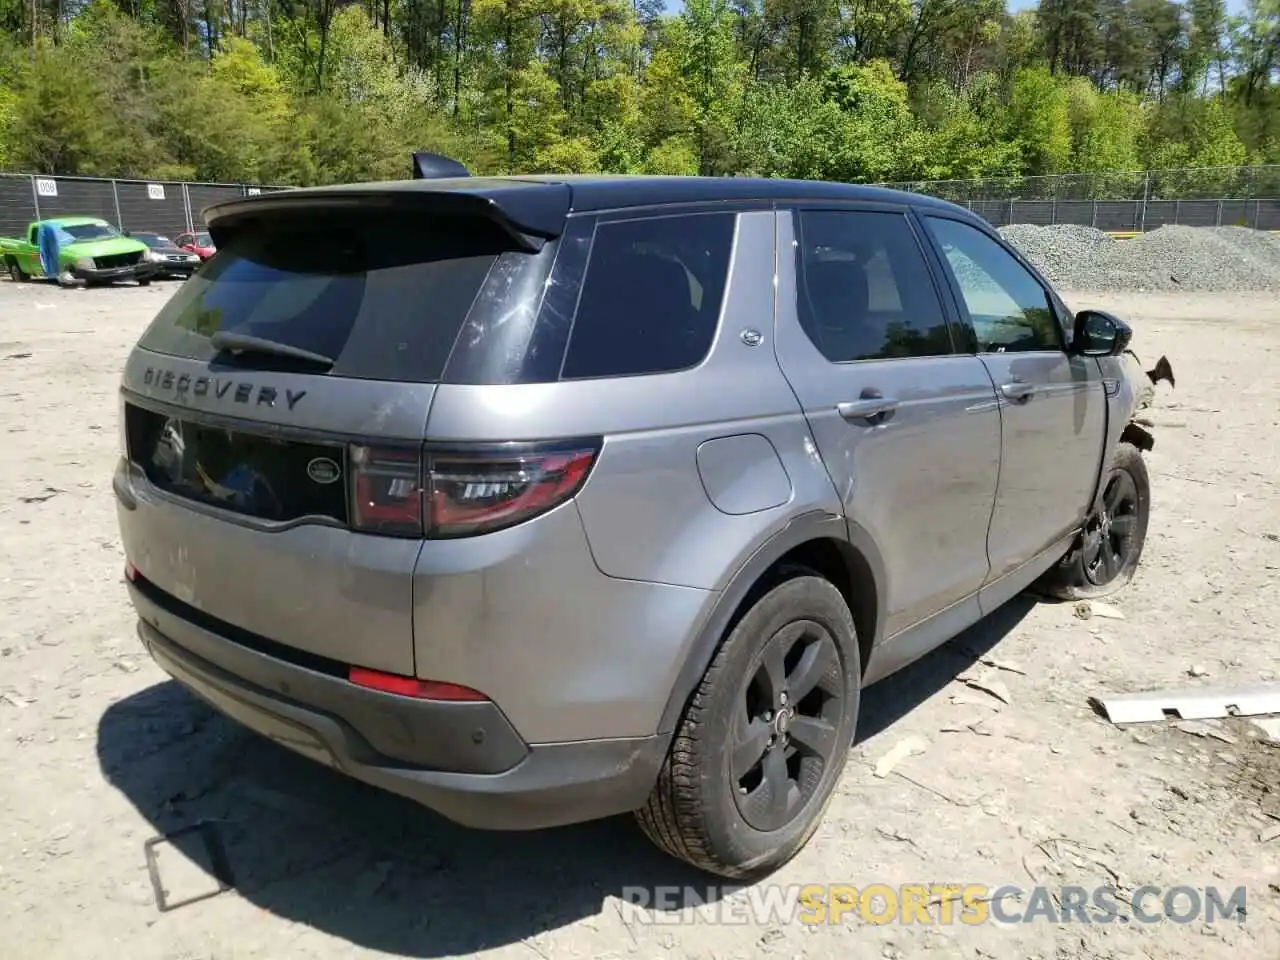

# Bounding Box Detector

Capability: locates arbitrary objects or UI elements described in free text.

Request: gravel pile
[997,223,1280,292]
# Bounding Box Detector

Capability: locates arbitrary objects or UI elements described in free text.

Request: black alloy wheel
[730,619,846,832]
[1082,467,1140,586]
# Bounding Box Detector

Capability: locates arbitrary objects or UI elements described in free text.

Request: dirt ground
[0,279,1277,960]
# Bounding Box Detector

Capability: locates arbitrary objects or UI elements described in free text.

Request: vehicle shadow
[856,594,1038,743]
[97,594,1037,955]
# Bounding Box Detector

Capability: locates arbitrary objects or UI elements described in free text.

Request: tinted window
[560,212,736,379]
[795,210,953,362]
[924,217,1060,353]
[137,213,525,383]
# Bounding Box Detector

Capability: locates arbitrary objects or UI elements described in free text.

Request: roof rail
[412,152,470,179]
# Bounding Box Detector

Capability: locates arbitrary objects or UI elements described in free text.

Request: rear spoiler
[201,174,569,254]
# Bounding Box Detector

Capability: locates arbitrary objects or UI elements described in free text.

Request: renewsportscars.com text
[618,883,1247,926]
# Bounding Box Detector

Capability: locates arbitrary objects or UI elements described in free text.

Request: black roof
[203,174,972,248]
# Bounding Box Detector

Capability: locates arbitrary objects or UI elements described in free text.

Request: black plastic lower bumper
[151,264,197,278]
[127,582,667,831]
[72,261,158,282]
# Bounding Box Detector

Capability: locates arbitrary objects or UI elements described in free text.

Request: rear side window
[560,212,736,379]
[136,213,523,383]
[795,209,953,362]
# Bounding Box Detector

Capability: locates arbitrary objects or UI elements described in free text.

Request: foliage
[0,0,1274,184]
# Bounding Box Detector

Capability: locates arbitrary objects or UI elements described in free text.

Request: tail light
[350,445,423,536]
[428,446,598,538]
[348,440,599,539]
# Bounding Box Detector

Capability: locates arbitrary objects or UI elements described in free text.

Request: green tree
[1004,66,1071,175]
[678,0,744,175]
[823,59,923,181]
[1066,78,1143,173]
[0,0,1272,190]
[7,40,112,174]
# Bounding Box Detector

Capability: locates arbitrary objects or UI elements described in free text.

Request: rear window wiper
[209,331,335,370]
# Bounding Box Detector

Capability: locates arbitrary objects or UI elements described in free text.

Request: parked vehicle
[173,230,216,260]
[114,162,1166,880]
[2,217,157,285]
[128,232,203,279]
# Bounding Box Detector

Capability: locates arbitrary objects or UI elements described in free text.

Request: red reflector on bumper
[124,560,138,582]
[348,666,489,701]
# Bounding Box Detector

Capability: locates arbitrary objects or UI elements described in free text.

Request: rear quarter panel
[423,208,844,592]
[414,208,847,742]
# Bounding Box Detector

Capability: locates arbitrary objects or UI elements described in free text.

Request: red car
[174,231,216,260]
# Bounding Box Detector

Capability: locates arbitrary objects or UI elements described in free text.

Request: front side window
[795,209,954,363]
[560,212,736,379]
[924,216,1060,353]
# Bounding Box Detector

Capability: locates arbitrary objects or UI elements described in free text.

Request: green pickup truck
[2,217,158,285]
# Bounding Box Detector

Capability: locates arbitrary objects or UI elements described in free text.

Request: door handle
[1000,381,1035,402]
[837,393,898,424]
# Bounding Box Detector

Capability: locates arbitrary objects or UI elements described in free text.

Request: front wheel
[1038,441,1150,600]
[137,278,151,287]
[635,569,860,879]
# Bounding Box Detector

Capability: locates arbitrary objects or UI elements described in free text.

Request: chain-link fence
[0,173,285,242]
[873,164,1280,231]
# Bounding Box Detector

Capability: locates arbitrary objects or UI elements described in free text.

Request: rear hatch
[117,192,565,674]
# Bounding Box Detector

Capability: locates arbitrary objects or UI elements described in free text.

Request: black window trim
[784,202,967,366]
[553,205,744,383]
[915,210,1069,355]
[583,198,776,221]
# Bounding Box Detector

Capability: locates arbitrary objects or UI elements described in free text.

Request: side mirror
[1072,309,1132,357]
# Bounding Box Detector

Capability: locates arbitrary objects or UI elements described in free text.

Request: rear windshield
[136,213,519,383]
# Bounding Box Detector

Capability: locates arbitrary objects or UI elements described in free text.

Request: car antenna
[412,152,470,179]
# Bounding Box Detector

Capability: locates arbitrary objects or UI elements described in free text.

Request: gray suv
[114,166,1157,879]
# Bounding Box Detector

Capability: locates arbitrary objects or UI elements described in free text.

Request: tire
[1037,441,1150,601]
[6,260,25,283]
[137,278,151,287]
[636,568,861,880]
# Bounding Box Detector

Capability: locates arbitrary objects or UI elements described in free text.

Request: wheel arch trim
[656,511,887,734]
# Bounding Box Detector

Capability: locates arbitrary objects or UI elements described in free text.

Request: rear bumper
[128,578,666,830]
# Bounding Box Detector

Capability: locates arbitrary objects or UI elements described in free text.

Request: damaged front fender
[1121,421,1155,452]
[1117,349,1175,451]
